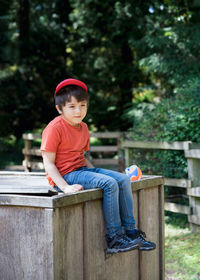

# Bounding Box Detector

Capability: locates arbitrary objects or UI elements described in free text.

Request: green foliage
[0,136,23,168]
[125,78,200,142]
[0,1,70,138]
[0,0,200,145]
[123,78,200,184]
[67,0,152,131]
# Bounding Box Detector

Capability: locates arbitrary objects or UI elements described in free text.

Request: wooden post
[124,147,132,168]
[23,139,32,172]
[117,133,125,172]
[185,149,200,231]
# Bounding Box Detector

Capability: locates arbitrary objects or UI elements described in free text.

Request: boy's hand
[62,184,84,193]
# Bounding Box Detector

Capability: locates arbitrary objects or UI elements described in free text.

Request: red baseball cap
[54,78,88,96]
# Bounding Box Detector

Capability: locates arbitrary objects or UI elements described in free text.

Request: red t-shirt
[40,116,90,186]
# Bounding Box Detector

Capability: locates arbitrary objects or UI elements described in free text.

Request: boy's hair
[55,85,89,111]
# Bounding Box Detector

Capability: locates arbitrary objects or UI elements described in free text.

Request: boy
[41,78,156,254]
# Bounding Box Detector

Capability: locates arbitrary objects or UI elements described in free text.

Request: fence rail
[22,132,124,172]
[123,139,200,231]
[22,132,200,230]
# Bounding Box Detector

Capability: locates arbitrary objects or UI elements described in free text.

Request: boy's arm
[85,158,94,168]
[43,151,84,193]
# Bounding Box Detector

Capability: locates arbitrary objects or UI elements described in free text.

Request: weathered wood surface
[185,149,200,159]
[165,202,191,215]
[164,178,192,188]
[187,186,200,197]
[0,173,56,195]
[0,206,54,280]
[0,174,164,280]
[123,140,194,151]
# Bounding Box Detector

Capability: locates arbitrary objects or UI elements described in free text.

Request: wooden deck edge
[0,176,163,208]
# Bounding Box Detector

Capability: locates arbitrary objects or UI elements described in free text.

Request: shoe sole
[138,246,156,251]
[107,243,140,254]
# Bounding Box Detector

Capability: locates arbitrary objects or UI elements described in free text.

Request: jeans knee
[120,174,131,189]
[102,178,118,194]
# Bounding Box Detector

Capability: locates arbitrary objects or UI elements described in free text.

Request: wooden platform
[0,172,165,280]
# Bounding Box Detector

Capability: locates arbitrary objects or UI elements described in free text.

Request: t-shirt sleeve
[40,125,61,152]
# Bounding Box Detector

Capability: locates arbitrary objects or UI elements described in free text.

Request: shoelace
[109,233,131,248]
[135,229,146,240]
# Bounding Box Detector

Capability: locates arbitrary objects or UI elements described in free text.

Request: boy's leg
[63,167,143,253]
[90,168,136,232]
[63,167,122,237]
[94,168,156,251]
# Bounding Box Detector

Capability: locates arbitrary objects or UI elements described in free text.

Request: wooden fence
[22,132,200,230]
[123,139,200,231]
[22,132,124,172]
[0,172,164,280]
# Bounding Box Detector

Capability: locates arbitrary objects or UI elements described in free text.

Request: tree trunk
[18,0,30,61]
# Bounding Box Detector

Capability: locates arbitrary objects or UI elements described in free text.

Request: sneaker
[106,231,141,254]
[127,229,156,251]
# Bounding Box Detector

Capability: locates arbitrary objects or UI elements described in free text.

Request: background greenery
[0,1,200,172]
[1,0,200,139]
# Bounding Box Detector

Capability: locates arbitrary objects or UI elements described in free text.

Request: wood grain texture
[83,198,140,280]
[0,175,164,280]
[138,187,161,280]
[53,205,84,280]
[0,206,54,280]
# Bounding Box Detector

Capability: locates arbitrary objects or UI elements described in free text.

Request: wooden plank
[22,147,42,156]
[187,187,200,198]
[90,132,121,138]
[164,202,191,215]
[53,205,84,280]
[90,146,118,152]
[23,131,122,140]
[22,133,41,140]
[83,198,139,280]
[53,176,164,208]
[53,189,103,208]
[0,171,46,176]
[139,187,160,280]
[0,176,164,208]
[44,209,54,280]
[0,194,53,208]
[123,140,191,151]
[131,176,164,192]
[0,187,56,195]
[22,160,44,170]
[0,175,56,194]
[188,214,200,225]
[185,149,200,159]
[158,185,165,280]
[189,143,200,149]
[164,178,192,188]
[0,206,53,279]
[91,158,118,165]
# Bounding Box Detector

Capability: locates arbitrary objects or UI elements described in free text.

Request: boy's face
[56,96,88,126]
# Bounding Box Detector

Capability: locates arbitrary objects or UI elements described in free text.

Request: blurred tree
[0,0,200,140]
[0,0,72,139]
[68,0,153,131]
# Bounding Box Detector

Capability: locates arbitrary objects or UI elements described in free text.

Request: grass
[165,212,200,280]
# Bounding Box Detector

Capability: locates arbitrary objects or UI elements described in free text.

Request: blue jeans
[55,167,136,237]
